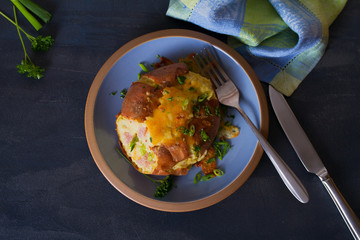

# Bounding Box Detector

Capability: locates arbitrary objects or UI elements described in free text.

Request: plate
[85,29,268,212]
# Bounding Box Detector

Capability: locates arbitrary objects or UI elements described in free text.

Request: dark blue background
[0,1,359,239]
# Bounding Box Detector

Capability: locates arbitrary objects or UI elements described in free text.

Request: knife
[269,85,360,240]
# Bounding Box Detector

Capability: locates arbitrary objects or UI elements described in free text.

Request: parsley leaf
[31,35,54,52]
[200,129,209,142]
[153,176,173,198]
[212,139,231,160]
[120,88,127,98]
[16,60,44,79]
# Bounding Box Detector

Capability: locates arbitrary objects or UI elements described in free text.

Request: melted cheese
[145,71,214,147]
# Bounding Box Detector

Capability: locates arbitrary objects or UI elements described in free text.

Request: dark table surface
[1,1,359,239]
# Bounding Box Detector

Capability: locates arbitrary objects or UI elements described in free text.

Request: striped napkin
[167,0,346,96]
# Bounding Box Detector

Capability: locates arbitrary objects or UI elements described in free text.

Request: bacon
[123,132,133,144]
[136,154,151,169]
[143,63,188,87]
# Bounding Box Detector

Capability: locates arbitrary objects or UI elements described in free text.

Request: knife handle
[235,105,309,203]
[320,173,360,240]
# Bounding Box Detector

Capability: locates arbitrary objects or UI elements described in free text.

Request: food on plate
[116,55,238,176]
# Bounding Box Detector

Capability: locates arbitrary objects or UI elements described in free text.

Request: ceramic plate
[85,29,268,212]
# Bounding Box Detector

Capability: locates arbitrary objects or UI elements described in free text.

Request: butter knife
[269,85,360,240]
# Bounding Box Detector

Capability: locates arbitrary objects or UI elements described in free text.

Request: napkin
[166,0,347,96]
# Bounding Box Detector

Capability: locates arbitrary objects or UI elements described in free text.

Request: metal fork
[195,49,309,203]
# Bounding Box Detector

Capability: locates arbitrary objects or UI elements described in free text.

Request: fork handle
[235,105,309,203]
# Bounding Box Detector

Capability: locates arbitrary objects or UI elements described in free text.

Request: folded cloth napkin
[167,0,346,96]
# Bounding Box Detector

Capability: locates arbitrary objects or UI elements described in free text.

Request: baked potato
[116,58,222,176]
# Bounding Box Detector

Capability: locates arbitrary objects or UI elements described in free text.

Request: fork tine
[201,51,225,85]
[194,52,220,88]
[205,48,232,83]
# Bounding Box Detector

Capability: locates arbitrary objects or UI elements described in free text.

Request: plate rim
[84,29,269,212]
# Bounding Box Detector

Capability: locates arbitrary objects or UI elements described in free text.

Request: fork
[195,49,309,203]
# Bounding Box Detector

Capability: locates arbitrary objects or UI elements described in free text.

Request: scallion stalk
[11,0,42,30]
[18,0,51,23]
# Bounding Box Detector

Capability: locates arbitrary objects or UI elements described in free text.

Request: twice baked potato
[116,59,221,176]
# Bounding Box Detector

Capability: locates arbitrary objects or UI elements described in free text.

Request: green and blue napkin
[167,0,346,96]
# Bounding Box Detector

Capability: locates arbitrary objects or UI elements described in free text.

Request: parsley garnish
[215,106,221,117]
[212,139,231,160]
[31,35,54,52]
[1,6,54,79]
[200,129,209,142]
[110,91,117,96]
[179,126,190,135]
[152,176,173,198]
[16,60,44,79]
[193,105,201,114]
[193,144,201,155]
[207,157,216,163]
[205,105,213,116]
[120,88,127,98]
[188,86,197,91]
[168,97,173,101]
[225,121,232,127]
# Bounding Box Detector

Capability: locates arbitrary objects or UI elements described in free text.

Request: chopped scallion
[129,135,138,152]
[198,93,208,103]
[182,99,189,110]
[213,169,224,177]
[194,172,201,184]
[200,173,215,181]
[139,63,149,72]
[177,75,186,84]
[189,124,195,136]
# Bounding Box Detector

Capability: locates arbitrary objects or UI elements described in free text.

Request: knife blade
[269,85,360,240]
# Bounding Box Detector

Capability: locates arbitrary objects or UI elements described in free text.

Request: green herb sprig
[120,88,127,99]
[200,129,209,142]
[212,139,231,160]
[0,2,54,79]
[11,7,44,79]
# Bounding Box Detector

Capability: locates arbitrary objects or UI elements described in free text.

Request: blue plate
[85,29,268,212]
